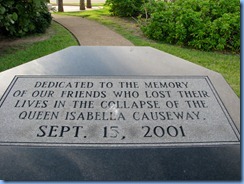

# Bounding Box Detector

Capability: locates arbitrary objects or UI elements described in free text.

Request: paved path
[52,14,134,46]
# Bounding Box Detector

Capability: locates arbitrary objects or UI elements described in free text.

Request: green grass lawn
[0,22,78,71]
[56,6,240,97]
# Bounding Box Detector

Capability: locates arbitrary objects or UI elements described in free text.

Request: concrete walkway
[52,14,134,46]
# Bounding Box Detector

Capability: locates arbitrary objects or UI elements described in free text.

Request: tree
[86,0,92,8]
[80,0,85,10]
[58,0,64,12]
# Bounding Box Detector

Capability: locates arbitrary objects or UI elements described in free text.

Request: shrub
[141,0,240,52]
[0,0,52,37]
[106,0,147,17]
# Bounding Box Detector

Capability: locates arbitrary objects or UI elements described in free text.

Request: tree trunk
[86,0,92,8]
[58,0,64,12]
[80,0,85,10]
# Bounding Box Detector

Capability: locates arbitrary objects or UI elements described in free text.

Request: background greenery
[105,0,146,17]
[106,0,240,53]
[141,0,240,52]
[0,0,52,37]
[0,2,240,97]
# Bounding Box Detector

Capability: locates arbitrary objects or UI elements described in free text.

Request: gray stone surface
[0,46,239,130]
[0,76,240,147]
[0,46,240,180]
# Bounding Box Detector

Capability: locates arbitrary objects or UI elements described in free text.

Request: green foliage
[0,0,52,37]
[141,0,240,52]
[105,0,147,17]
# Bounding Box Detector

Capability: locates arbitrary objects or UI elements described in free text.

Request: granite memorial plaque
[0,46,240,180]
[0,75,240,147]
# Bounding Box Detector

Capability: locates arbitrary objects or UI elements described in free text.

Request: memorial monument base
[0,46,240,181]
